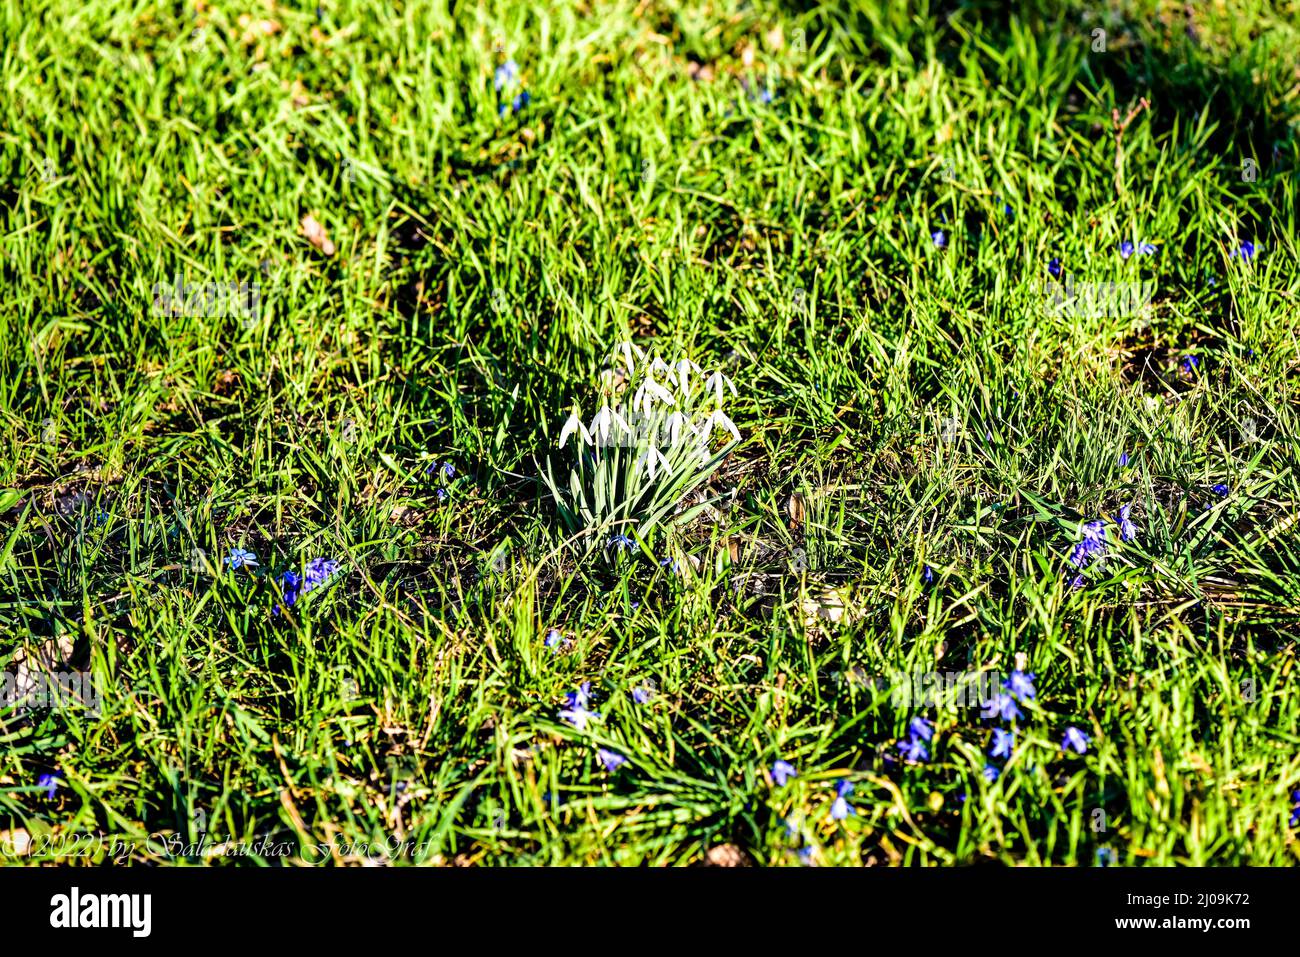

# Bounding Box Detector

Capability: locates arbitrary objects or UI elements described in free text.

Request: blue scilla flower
[558,701,599,731]
[632,686,652,704]
[441,462,456,480]
[494,60,519,92]
[830,780,855,820]
[1229,241,1258,260]
[608,533,635,553]
[435,487,448,503]
[909,716,934,741]
[1181,354,1200,373]
[598,748,627,772]
[922,564,934,584]
[544,628,562,649]
[1212,483,1229,497]
[988,692,1023,723]
[1069,521,1107,569]
[771,759,797,786]
[1138,241,1158,255]
[1290,790,1300,826]
[1004,670,1036,700]
[511,90,531,114]
[982,764,1000,783]
[303,557,340,593]
[1062,726,1090,754]
[990,727,1015,759]
[931,230,947,249]
[273,569,301,615]
[224,547,258,570]
[1119,240,1134,259]
[1096,847,1117,866]
[1119,451,1129,467]
[1048,257,1062,278]
[897,734,930,763]
[37,772,61,800]
[565,682,592,710]
[1116,503,1138,543]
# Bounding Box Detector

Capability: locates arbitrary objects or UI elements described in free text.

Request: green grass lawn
[2,0,1299,866]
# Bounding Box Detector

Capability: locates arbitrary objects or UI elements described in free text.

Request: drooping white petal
[707,409,741,443]
[704,370,737,404]
[559,410,590,449]
[617,341,644,373]
[651,446,671,474]
[674,359,700,393]
[590,406,613,445]
[643,377,676,406]
[666,411,691,446]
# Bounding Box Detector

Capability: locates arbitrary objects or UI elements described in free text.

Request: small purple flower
[544,628,562,649]
[987,692,1023,723]
[1119,240,1134,259]
[982,764,1000,783]
[830,780,855,820]
[1138,242,1158,255]
[908,716,934,742]
[303,557,340,592]
[598,748,627,772]
[1069,574,1086,590]
[1062,726,1090,754]
[1004,670,1036,701]
[1290,790,1300,827]
[771,759,797,786]
[441,462,456,480]
[511,90,531,113]
[37,772,61,800]
[632,686,652,705]
[273,569,302,615]
[897,735,930,763]
[931,230,947,249]
[565,682,592,710]
[1048,257,1062,279]
[608,533,635,553]
[435,487,448,503]
[922,564,934,584]
[1069,521,1107,569]
[1119,452,1129,468]
[224,547,258,570]
[1096,847,1117,866]
[990,728,1015,759]
[1229,241,1257,260]
[494,60,519,92]
[1116,504,1138,543]
[558,702,599,730]
[1211,483,1229,497]
[1181,354,1200,373]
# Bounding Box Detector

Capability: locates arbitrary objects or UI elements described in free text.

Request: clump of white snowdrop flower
[542,340,744,546]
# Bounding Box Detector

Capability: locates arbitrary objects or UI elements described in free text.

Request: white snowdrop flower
[665,410,693,446]
[616,341,644,373]
[633,376,676,414]
[649,354,673,378]
[640,445,672,478]
[644,377,676,406]
[559,409,592,448]
[703,370,737,404]
[703,409,741,444]
[673,358,701,393]
[589,405,630,446]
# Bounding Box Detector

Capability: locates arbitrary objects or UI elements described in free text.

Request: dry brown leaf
[702,844,752,867]
[787,491,806,528]
[0,829,31,856]
[301,214,335,256]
